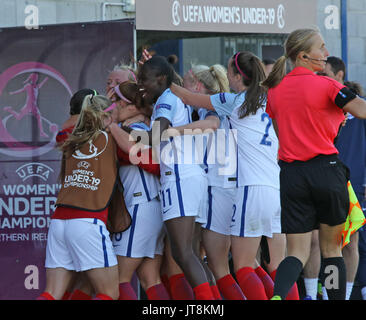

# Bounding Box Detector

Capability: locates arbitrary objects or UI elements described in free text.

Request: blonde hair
[190,64,230,93]
[112,62,137,82]
[61,94,112,158]
[262,27,320,89]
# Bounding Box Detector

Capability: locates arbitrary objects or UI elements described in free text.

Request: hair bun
[167,54,179,65]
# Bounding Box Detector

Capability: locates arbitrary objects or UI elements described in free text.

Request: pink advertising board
[0,20,134,299]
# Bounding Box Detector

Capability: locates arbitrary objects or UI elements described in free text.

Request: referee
[262,27,366,300]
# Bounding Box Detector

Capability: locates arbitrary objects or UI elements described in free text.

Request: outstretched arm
[343,96,366,119]
[38,77,49,89]
[109,122,160,174]
[170,83,215,111]
[111,117,171,148]
[108,122,137,154]
[165,115,220,137]
[9,86,26,95]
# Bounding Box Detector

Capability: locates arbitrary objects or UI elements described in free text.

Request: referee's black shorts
[279,154,349,234]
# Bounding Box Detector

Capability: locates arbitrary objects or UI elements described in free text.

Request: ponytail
[190,64,229,94]
[232,52,266,119]
[261,55,287,89]
[61,94,111,158]
[209,64,230,93]
[262,27,320,89]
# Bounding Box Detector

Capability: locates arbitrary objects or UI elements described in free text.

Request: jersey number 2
[260,113,272,146]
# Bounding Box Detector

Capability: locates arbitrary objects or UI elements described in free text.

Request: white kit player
[198,109,239,266]
[209,92,281,236]
[197,110,238,235]
[171,51,285,300]
[112,121,163,259]
[151,95,207,225]
[137,56,215,300]
[111,120,166,295]
[105,79,170,300]
[39,95,121,300]
[166,64,244,299]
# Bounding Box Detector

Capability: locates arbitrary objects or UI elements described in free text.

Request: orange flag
[342,181,366,248]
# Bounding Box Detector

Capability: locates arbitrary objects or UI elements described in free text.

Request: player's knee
[342,242,359,259]
[321,244,342,259]
[138,271,161,291]
[171,247,194,267]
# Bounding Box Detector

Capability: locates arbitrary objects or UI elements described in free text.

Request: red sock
[236,267,268,300]
[193,282,215,300]
[36,292,55,300]
[286,284,300,300]
[160,274,172,298]
[255,266,274,299]
[68,289,92,300]
[146,283,171,300]
[61,291,71,300]
[210,284,222,300]
[119,282,137,300]
[270,270,299,300]
[93,293,113,300]
[216,274,246,300]
[169,273,195,300]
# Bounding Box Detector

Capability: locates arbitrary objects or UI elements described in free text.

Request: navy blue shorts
[279,154,349,234]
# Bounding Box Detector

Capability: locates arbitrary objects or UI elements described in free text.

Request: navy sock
[323,257,346,300]
[272,256,303,299]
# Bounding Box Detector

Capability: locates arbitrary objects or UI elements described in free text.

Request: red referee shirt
[266,66,346,162]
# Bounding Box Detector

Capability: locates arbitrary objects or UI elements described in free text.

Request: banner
[136,0,317,34]
[0,20,134,300]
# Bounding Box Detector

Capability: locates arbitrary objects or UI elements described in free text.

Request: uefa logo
[172,1,181,26]
[277,4,285,29]
[72,131,109,160]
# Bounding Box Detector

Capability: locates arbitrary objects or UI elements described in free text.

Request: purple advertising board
[0,20,134,300]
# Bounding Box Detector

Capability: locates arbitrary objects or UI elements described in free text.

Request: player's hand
[138,49,152,66]
[341,113,348,127]
[122,114,146,127]
[103,115,113,131]
[107,87,116,101]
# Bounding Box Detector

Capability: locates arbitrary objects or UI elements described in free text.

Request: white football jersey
[210,92,280,189]
[119,122,160,206]
[150,88,204,183]
[198,108,238,188]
